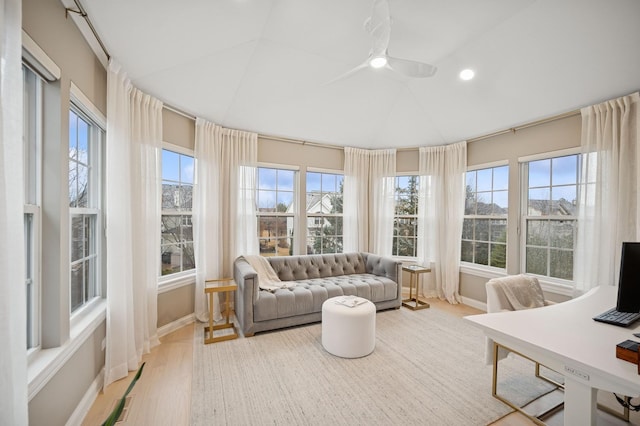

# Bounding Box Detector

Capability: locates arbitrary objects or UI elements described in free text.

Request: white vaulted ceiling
[80,0,640,149]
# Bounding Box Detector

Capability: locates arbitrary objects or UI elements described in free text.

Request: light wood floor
[82,298,636,425]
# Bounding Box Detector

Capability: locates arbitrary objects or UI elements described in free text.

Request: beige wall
[23,0,106,115]
[163,108,195,149]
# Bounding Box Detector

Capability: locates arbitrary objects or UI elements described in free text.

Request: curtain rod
[65,0,111,61]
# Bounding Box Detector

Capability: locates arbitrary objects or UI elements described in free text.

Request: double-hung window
[24,65,42,351]
[306,171,343,254]
[462,165,508,268]
[393,175,419,257]
[69,105,104,313]
[257,167,296,256]
[522,154,579,281]
[161,148,195,276]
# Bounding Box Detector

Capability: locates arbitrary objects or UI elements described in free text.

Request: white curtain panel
[418,141,467,303]
[104,61,162,388]
[343,147,396,254]
[193,119,258,322]
[129,89,161,354]
[343,147,370,252]
[0,0,28,422]
[574,92,640,294]
[369,149,396,256]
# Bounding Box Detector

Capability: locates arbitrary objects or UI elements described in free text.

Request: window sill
[27,298,106,401]
[459,264,575,297]
[158,271,196,294]
[459,263,507,279]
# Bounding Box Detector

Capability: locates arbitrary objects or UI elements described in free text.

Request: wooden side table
[204,278,239,344]
[402,264,431,310]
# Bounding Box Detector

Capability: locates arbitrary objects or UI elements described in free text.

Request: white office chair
[484,274,564,424]
[484,274,553,365]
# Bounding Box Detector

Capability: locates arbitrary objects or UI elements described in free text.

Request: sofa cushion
[267,253,367,281]
[253,273,397,322]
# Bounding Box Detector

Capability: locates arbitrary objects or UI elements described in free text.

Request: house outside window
[24,65,42,350]
[462,165,508,268]
[522,154,579,281]
[257,167,296,256]
[306,171,343,254]
[161,149,195,276]
[69,105,104,313]
[393,175,419,257]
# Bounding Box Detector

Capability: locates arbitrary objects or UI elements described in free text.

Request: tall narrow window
[523,155,578,280]
[256,167,296,256]
[306,171,343,254]
[393,175,419,257]
[24,65,42,350]
[69,105,103,313]
[161,149,195,276]
[462,165,508,268]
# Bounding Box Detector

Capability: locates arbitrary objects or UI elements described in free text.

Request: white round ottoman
[321,296,376,358]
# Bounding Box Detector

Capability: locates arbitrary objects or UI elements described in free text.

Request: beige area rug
[191,306,560,425]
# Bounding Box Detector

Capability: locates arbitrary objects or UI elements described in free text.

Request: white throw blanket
[243,255,296,292]
[497,276,545,310]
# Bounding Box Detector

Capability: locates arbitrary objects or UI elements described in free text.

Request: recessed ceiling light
[459,69,475,81]
[370,56,387,69]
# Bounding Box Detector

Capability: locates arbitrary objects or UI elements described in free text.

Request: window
[24,65,42,351]
[257,167,296,256]
[161,149,195,276]
[69,105,104,313]
[306,171,343,254]
[393,175,419,257]
[522,155,578,281]
[462,166,508,268]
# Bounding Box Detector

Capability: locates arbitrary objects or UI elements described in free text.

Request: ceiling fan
[329,0,437,83]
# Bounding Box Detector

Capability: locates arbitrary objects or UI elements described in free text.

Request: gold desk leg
[492,342,563,426]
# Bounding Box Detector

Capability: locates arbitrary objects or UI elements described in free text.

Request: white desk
[465,286,640,425]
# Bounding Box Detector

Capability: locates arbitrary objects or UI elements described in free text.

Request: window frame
[519,149,580,288]
[256,163,299,257]
[68,102,104,319]
[305,168,344,255]
[23,64,43,358]
[160,144,195,280]
[392,173,420,259]
[461,162,509,271]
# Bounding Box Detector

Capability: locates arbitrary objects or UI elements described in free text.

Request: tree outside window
[393,176,419,257]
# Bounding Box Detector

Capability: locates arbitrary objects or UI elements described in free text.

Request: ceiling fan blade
[387,56,437,78]
[323,61,369,85]
[365,0,391,56]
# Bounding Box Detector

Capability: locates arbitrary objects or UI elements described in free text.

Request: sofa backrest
[267,253,367,281]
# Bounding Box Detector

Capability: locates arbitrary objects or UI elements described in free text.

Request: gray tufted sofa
[233,252,402,336]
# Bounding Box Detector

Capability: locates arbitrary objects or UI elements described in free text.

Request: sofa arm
[362,252,402,303]
[233,256,259,336]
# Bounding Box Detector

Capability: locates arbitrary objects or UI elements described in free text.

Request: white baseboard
[67,368,104,426]
[461,296,486,312]
[158,313,195,338]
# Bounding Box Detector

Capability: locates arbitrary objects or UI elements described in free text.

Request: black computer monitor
[616,242,640,313]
